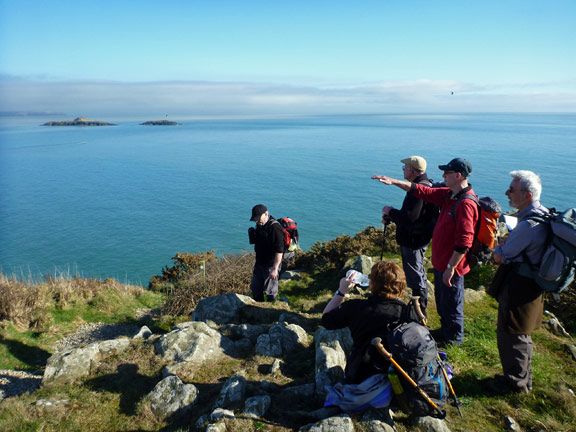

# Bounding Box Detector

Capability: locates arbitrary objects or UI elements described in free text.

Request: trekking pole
[412,297,463,418]
[371,337,447,419]
[380,221,389,261]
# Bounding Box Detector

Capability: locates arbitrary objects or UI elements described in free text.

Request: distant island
[140,120,180,126]
[42,117,116,126]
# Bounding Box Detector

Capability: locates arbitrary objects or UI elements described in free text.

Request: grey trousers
[496,328,533,390]
[400,245,429,310]
[250,263,280,301]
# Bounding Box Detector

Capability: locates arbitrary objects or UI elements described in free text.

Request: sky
[1,0,575,116]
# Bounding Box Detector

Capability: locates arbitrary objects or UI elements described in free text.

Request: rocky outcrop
[140,120,180,125]
[41,117,116,126]
[39,289,458,432]
[147,375,198,419]
[42,337,130,385]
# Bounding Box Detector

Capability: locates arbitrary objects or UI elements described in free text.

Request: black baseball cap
[438,158,473,177]
[250,204,268,221]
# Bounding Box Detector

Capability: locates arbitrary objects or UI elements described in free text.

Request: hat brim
[438,164,450,171]
[250,215,262,222]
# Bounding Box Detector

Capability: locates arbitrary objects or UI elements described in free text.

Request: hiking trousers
[433,269,464,344]
[250,263,280,301]
[496,329,533,391]
[401,245,429,313]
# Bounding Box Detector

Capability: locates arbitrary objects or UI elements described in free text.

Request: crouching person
[320,261,407,411]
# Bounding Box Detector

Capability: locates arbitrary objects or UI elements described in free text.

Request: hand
[270,268,279,280]
[442,267,455,287]
[382,206,393,217]
[372,175,393,185]
[339,272,355,294]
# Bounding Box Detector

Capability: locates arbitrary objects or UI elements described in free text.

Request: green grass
[1,255,576,431]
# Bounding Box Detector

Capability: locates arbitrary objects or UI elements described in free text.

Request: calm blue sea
[1,113,575,286]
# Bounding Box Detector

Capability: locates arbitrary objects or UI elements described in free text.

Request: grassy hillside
[1,227,575,431]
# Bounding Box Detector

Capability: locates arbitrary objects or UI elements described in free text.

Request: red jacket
[411,184,479,276]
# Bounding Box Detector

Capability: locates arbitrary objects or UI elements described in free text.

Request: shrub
[294,225,398,271]
[149,251,217,289]
[162,253,255,317]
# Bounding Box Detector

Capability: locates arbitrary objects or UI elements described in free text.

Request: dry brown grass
[0,273,144,330]
[162,253,255,317]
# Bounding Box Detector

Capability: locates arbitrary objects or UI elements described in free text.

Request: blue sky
[1,0,575,116]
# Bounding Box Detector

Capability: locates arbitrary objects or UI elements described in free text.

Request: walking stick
[371,337,447,419]
[412,297,463,417]
[380,221,389,261]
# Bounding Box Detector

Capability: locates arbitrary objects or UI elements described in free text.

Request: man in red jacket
[372,158,479,345]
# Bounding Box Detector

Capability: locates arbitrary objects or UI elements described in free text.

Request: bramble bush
[161,253,255,317]
[148,251,217,290]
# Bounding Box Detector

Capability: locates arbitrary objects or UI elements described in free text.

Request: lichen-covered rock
[147,375,198,419]
[213,374,247,409]
[191,293,254,324]
[300,414,355,432]
[255,322,310,358]
[314,328,352,397]
[154,321,230,364]
[42,337,130,385]
[244,394,271,418]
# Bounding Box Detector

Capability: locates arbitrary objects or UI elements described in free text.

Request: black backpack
[386,320,450,418]
[361,300,451,418]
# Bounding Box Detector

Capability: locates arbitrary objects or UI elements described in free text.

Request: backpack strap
[450,190,478,222]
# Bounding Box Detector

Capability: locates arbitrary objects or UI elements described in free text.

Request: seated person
[321,261,407,384]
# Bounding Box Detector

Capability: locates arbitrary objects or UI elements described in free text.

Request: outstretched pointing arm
[371,175,412,191]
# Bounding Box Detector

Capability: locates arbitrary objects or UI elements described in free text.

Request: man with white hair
[488,170,548,394]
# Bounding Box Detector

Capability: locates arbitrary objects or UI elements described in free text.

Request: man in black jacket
[381,156,438,315]
[248,204,285,302]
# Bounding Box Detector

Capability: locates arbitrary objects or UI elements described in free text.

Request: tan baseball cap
[401,156,427,171]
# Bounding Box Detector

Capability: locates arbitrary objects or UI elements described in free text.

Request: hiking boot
[429,329,444,342]
[486,376,530,395]
[266,295,277,302]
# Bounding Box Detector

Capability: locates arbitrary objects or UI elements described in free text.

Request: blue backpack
[517,208,576,293]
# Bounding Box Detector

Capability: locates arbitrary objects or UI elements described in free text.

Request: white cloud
[0,75,574,117]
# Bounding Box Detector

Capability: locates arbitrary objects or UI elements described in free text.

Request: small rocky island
[42,117,116,126]
[140,120,180,126]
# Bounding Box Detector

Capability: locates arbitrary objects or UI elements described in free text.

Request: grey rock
[32,398,70,411]
[353,255,375,276]
[214,374,247,409]
[270,358,282,374]
[192,293,254,324]
[133,325,152,339]
[206,422,227,432]
[244,394,271,418]
[360,408,395,431]
[255,322,309,358]
[210,408,235,420]
[300,414,354,432]
[42,337,130,385]
[314,327,352,397]
[147,375,198,419]
[155,321,230,364]
[564,343,576,361]
[504,416,521,431]
[464,288,486,303]
[221,323,268,343]
[411,416,451,432]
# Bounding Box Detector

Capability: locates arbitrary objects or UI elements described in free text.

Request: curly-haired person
[321,261,407,384]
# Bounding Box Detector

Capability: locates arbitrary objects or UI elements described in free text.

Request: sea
[1,113,575,286]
